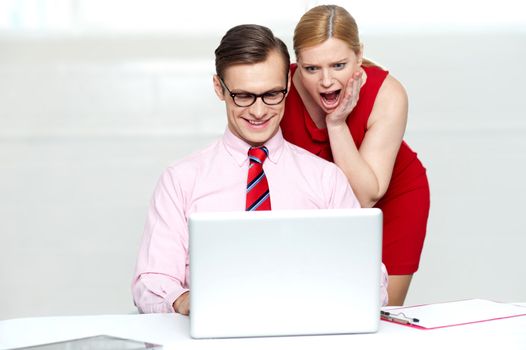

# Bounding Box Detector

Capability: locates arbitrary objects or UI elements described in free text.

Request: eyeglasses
[218,76,287,107]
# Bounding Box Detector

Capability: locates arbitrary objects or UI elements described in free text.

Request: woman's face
[297,37,362,114]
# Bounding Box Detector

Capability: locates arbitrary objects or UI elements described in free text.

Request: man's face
[213,50,290,147]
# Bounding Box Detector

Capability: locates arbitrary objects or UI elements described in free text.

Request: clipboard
[380,299,526,330]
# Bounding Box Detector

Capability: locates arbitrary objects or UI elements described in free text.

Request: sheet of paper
[386,299,526,329]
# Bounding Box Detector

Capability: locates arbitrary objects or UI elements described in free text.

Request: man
[132,24,387,315]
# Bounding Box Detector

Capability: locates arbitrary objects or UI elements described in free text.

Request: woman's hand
[326,71,363,127]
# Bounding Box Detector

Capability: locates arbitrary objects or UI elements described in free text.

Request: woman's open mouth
[320,90,341,109]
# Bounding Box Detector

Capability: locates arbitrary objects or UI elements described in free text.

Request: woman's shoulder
[361,64,405,96]
[377,74,407,107]
[363,64,389,82]
[368,73,408,128]
[360,63,406,104]
[358,64,390,104]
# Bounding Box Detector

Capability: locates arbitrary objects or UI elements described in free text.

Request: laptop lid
[189,208,383,338]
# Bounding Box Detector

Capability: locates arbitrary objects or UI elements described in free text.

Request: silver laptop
[189,208,383,338]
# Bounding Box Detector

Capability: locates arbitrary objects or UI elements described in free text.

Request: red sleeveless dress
[281,64,430,275]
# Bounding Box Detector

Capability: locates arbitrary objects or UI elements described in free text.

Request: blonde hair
[294,4,376,67]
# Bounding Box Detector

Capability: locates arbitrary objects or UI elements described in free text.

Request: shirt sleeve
[326,164,361,209]
[131,168,190,313]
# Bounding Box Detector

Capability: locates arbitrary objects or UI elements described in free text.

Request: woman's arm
[326,74,408,208]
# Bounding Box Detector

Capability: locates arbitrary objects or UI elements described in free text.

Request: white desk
[1,309,525,350]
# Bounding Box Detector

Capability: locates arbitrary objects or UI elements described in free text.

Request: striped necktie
[246,146,271,211]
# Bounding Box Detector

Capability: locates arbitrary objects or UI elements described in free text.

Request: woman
[281,5,430,305]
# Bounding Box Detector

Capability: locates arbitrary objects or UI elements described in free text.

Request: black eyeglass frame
[218,76,288,107]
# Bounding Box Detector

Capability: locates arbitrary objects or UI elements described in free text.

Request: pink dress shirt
[132,128,388,313]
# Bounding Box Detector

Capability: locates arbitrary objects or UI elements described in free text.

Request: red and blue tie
[246,146,271,211]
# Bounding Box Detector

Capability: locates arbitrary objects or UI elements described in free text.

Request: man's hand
[173,291,190,315]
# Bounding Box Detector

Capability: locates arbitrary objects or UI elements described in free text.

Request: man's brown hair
[215,24,290,79]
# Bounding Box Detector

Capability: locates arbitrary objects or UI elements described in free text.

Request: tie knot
[248,146,268,164]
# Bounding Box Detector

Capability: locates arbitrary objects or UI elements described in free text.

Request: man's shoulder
[284,141,335,168]
[165,138,222,175]
[283,141,350,184]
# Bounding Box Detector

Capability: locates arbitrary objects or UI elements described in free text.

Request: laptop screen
[189,208,383,338]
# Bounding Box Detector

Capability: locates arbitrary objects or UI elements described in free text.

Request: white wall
[377,34,526,304]
[1,2,526,319]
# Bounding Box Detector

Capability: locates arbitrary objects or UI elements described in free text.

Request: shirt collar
[222,127,285,167]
